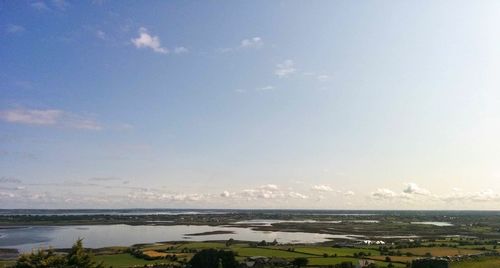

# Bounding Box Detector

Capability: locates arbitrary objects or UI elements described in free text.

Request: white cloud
[0,108,62,125]
[368,183,500,205]
[66,116,102,130]
[0,177,22,184]
[311,185,333,192]
[131,27,168,54]
[220,190,231,197]
[31,2,49,11]
[255,85,275,91]
[6,24,25,34]
[403,183,431,196]
[0,191,16,198]
[88,177,123,182]
[220,37,264,53]
[259,184,279,191]
[240,37,263,48]
[0,107,102,130]
[96,30,106,40]
[344,190,355,196]
[235,184,307,201]
[371,188,398,200]
[440,189,500,203]
[174,46,189,54]
[275,59,296,78]
[127,189,209,203]
[288,192,308,199]
[288,192,309,199]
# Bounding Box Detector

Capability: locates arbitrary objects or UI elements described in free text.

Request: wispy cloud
[0,177,22,184]
[221,184,308,201]
[30,2,50,11]
[96,30,106,40]
[51,0,69,11]
[0,108,62,125]
[0,107,102,130]
[240,37,263,49]
[88,177,124,182]
[234,88,247,94]
[275,59,296,78]
[311,185,334,192]
[370,182,500,204]
[6,24,25,34]
[403,182,431,196]
[220,37,264,53]
[131,27,168,54]
[255,85,275,91]
[174,46,189,54]
[371,188,398,200]
[344,190,355,196]
[440,189,500,203]
[235,85,276,93]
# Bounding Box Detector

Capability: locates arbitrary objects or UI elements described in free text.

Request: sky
[1,0,500,209]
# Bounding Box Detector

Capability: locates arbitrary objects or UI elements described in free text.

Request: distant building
[357,259,375,268]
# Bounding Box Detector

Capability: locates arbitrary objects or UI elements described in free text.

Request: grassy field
[293,246,379,257]
[178,242,227,249]
[400,247,484,257]
[370,255,416,263]
[94,253,171,268]
[3,241,499,267]
[0,260,15,268]
[307,257,405,267]
[138,243,177,251]
[231,246,311,258]
[451,257,500,268]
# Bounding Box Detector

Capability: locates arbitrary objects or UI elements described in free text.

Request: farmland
[1,210,500,267]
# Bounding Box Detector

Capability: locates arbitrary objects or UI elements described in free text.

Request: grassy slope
[232,246,311,258]
[94,253,171,268]
[451,257,500,268]
[307,257,406,267]
[400,247,484,257]
[0,260,15,268]
[294,246,379,256]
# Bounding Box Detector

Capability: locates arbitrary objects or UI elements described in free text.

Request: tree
[292,257,308,267]
[188,249,237,268]
[66,239,104,268]
[14,239,105,268]
[14,248,66,268]
[411,259,449,268]
[225,238,234,247]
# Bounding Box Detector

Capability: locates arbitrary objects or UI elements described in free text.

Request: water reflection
[0,224,354,252]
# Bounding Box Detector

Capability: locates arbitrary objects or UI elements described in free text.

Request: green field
[400,247,484,257]
[178,242,228,249]
[232,246,311,258]
[94,253,171,268]
[0,260,15,268]
[294,246,379,257]
[451,257,500,268]
[3,241,500,267]
[306,257,405,267]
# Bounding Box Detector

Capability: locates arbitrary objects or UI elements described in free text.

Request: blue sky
[1,0,500,209]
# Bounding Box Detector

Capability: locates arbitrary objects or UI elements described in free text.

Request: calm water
[410,221,453,226]
[0,224,356,252]
[234,219,341,226]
